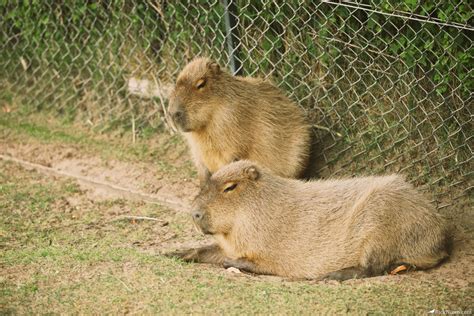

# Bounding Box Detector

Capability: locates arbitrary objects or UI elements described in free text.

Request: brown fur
[169,160,452,280]
[168,57,311,182]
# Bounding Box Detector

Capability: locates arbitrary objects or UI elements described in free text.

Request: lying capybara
[168,57,311,183]
[168,160,451,280]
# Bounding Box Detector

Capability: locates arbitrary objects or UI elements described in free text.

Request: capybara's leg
[402,251,449,270]
[358,248,447,277]
[358,240,398,277]
[165,244,227,265]
[401,232,452,270]
[320,266,370,281]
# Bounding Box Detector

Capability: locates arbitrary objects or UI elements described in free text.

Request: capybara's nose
[192,210,203,221]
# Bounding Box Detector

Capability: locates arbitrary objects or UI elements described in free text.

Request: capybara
[168,160,451,280]
[168,57,311,183]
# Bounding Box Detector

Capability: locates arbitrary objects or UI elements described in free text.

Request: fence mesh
[1,1,472,212]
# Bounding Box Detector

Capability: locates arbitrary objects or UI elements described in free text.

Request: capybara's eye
[196,78,206,89]
[223,183,237,193]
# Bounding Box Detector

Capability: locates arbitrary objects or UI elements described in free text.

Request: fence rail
[1,1,472,213]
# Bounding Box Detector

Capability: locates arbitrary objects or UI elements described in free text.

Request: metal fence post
[221,0,242,75]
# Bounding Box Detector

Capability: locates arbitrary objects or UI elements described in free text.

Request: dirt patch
[0,142,198,210]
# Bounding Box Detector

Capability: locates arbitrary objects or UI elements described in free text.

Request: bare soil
[1,141,198,207]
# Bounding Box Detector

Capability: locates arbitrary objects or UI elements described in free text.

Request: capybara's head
[191,160,261,235]
[168,57,224,132]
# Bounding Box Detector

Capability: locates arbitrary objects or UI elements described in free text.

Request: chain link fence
[1,1,472,214]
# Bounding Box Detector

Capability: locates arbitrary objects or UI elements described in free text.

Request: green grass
[1,119,85,144]
[0,159,471,314]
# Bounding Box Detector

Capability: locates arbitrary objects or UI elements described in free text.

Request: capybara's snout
[168,100,188,132]
[191,209,212,235]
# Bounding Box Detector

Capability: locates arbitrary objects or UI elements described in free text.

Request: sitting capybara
[168,57,311,183]
[168,160,451,280]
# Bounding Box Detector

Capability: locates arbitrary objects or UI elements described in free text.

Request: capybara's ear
[207,61,220,74]
[243,165,259,181]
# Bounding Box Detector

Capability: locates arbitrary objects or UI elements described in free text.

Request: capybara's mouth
[197,224,213,235]
[196,222,213,235]
[192,217,213,235]
[175,121,192,133]
[202,228,213,235]
[172,113,192,132]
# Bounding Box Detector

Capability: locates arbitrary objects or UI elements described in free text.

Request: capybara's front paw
[222,258,257,273]
[222,258,236,269]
